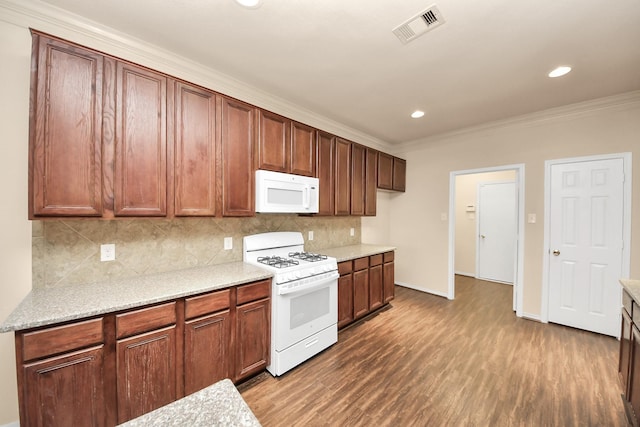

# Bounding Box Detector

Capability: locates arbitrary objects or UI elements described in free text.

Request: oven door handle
[278,271,339,296]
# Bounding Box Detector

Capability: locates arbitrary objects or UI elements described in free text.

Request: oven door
[273,275,338,351]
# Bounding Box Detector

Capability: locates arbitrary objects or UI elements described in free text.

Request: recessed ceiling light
[548,66,572,78]
[411,110,425,119]
[234,0,263,8]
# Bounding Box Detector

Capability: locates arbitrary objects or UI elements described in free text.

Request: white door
[477,181,517,284]
[548,158,624,337]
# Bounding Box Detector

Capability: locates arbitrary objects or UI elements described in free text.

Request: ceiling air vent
[393,5,445,44]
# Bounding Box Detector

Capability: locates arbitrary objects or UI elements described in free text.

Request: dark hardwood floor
[238,276,627,426]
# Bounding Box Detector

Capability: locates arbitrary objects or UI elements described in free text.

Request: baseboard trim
[454,271,475,277]
[396,282,449,299]
[0,421,19,427]
[521,312,542,322]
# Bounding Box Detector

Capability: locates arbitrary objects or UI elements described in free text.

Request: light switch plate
[100,244,115,262]
[224,237,233,250]
[308,231,314,241]
[350,228,355,237]
[528,214,536,224]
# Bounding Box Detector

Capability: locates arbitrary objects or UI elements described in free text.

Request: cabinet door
[174,82,217,216]
[236,298,270,381]
[256,110,290,173]
[335,138,351,215]
[316,131,335,216]
[353,268,369,320]
[369,263,383,311]
[30,35,103,217]
[365,148,378,216]
[220,96,255,216]
[383,260,395,303]
[23,346,105,427]
[291,121,316,177]
[393,157,407,192]
[377,152,393,190]
[629,324,640,424]
[184,310,231,395]
[338,273,354,329]
[621,309,633,396]
[114,62,167,216]
[350,143,366,216]
[116,326,177,423]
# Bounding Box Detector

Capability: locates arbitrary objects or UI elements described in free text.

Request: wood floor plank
[238,276,628,426]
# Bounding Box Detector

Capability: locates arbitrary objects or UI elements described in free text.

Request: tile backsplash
[32,215,361,289]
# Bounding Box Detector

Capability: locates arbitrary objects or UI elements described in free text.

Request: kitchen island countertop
[322,243,396,262]
[117,378,261,427]
[0,262,272,333]
[621,279,640,304]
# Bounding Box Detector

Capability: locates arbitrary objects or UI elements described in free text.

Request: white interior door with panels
[477,181,517,285]
[544,154,630,337]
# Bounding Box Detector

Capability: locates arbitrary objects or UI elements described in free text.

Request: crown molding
[396,90,640,152]
[0,0,392,152]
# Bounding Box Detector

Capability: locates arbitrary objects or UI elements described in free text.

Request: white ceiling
[34,0,640,144]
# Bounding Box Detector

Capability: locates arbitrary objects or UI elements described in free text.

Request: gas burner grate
[288,252,329,262]
[257,256,299,269]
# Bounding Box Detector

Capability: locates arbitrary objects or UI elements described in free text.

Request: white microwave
[255,170,319,214]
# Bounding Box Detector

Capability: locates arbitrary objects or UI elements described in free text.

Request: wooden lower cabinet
[383,251,395,303]
[353,261,369,320]
[15,280,271,427]
[630,324,640,425]
[338,261,354,328]
[23,346,106,427]
[621,290,640,426]
[116,326,177,423]
[369,255,383,311]
[338,251,395,330]
[235,280,271,382]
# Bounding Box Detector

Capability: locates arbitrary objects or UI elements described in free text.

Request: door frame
[476,179,517,285]
[541,152,632,325]
[447,163,525,317]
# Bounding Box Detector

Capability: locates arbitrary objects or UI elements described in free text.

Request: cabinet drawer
[353,257,369,271]
[383,251,395,263]
[338,261,352,275]
[623,290,633,316]
[116,302,176,339]
[185,289,231,320]
[22,317,103,362]
[633,302,640,326]
[370,254,383,266]
[237,280,271,305]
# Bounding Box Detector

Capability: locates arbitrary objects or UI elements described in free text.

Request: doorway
[541,153,632,337]
[448,164,525,317]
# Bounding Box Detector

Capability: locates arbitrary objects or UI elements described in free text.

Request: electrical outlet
[100,244,115,262]
[528,213,537,224]
[350,228,355,237]
[308,231,314,241]
[224,237,233,250]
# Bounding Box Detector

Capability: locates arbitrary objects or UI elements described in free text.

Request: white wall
[390,94,640,317]
[0,20,33,424]
[454,170,516,276]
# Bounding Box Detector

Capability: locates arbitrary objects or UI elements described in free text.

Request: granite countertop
[0,262,273,333]
[621,279,640,303]
[322,244,396,262]
[118,378,261,427]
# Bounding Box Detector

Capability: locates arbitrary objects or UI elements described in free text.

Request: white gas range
[243,232,339,376]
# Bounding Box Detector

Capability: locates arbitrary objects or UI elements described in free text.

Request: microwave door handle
[303,185,310,209]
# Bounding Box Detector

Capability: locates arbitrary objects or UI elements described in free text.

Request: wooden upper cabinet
[290,121,316,177]
[316,131,335,216]
[173,81,217,216]
[377,152,393,190]
[365,148,378,216]
[29,33,104,218]
[350,143,366,216]
[114,61,167,216]
[393,157,407,192]
[334,138,351,215]
[256,110,290,173]
[220,96,255,217]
